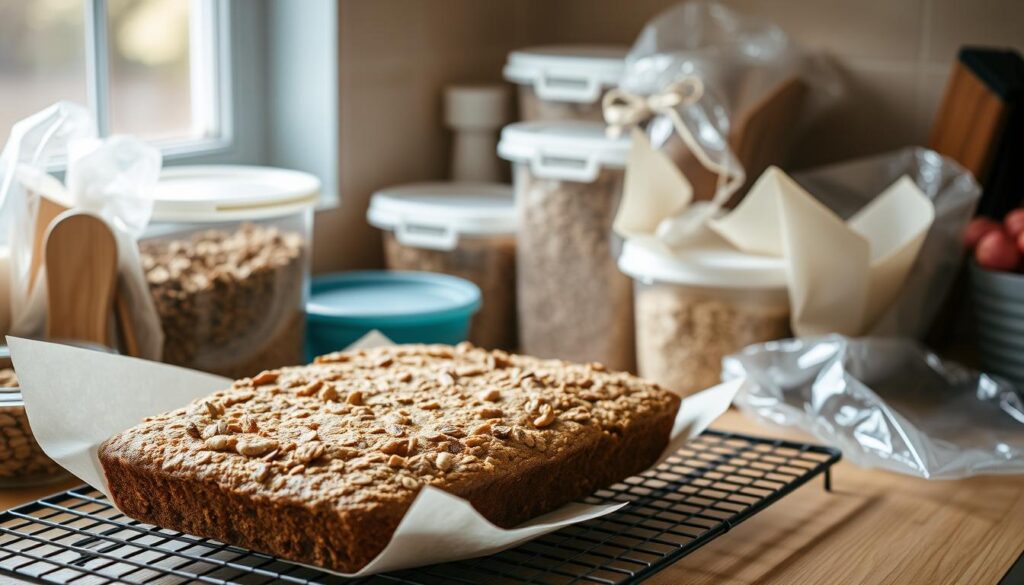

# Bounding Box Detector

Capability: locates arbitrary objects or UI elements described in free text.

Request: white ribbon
[602,76,744,210]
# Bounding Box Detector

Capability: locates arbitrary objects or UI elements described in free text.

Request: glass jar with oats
[618,231,792,395]
[140,166,317,379]
[503,45,627,122]
[499,121,635,372]
[368,182,518,350]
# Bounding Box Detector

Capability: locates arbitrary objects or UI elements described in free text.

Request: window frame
[53,0,339,206]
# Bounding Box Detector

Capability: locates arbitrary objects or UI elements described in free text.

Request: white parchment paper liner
[8,334,738,577]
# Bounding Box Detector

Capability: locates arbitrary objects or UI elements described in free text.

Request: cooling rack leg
[824,468,833,492]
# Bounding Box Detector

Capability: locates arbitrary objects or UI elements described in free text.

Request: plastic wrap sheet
[725,335,1024,479]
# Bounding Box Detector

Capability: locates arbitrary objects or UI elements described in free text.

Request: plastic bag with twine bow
[604,0,840,243]
[0,102,164,358]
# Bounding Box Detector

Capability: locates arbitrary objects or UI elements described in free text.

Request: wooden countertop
[0,411,1021,584]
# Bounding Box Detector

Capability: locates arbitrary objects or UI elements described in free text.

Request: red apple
[1004,209,1024,239]
[1018,230,1024,256]
[976,230,1020,271]
[964,217,1002,248]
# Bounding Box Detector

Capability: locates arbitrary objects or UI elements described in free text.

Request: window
[0,0,227,155]
[0,0,338,204]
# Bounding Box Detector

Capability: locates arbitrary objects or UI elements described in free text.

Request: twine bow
[602,76,743,207]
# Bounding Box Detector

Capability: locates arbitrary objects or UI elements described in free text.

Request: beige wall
[312,0,1024,272]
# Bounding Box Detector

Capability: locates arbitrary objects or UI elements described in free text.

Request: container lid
[368,182,515,251]
[503,45,627,103]
[618,232,789,289]
[498,121,630,182]
[307,271,481,325]
[152,165,320,222]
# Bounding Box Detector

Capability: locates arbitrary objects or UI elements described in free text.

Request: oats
[240,416,259,433]
[400,476,419,489]
[439,425,465,438]
[319,384,339,402]
[254,463,272,482]
[252,371,279,385]
[204,400,224,418]
[464,436,488,448]
[457,365,485,377]
[380,439,408,455]
[387,454,406,467]
[299,429,318,443]
[375,356,394,368]
[477,388,501,402]
[396,371,413,383]
[185,421,202,439]
[420,401,441,411]
[261,449,280,462]
[350,473,372,485]
[236,437,279,457]
[437,371,456,386]
[472,421,494,435]
[533,404,556,428]
[435,452,453,471]
[477,408,503,419]
[345,390,364,406]
[535,435,548,452]
[288,464,306,476]
[194,451,212,465]
[294,442,326,465]
[204,436,236,451]
[406,437,418,456]
[296,380,323,397]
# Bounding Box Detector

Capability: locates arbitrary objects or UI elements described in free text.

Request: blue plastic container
[305,271,481,359]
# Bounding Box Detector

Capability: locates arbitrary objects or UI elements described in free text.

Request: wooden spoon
[44,213,118,347]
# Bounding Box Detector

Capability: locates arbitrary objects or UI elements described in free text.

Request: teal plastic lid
[307,271,481,326]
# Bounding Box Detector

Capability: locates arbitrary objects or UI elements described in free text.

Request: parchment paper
[615,136,935,337]
[7,335,738,576]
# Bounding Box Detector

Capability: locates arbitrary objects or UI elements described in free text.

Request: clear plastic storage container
[142,166,318,378]
[499,121,634,371]
[503,46,627,122]
[618,233,792,395]
[367,182,517,350]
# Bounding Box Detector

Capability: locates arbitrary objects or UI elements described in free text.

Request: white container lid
[151,165,320,222]
[498,121,630,183]
[368,182,515,251]
[618,232,788,290]
[503,45,628,104]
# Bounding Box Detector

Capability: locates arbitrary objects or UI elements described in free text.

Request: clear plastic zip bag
[724,335,1024,479]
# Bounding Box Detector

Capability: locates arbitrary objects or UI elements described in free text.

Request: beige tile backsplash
[312,0,1023,271]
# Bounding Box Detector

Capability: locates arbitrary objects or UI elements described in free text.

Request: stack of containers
[504,46,628,122]
[368,182,518,350]
[498,121,635,371]
[618,233,792,395]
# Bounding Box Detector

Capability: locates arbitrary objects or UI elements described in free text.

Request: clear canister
[619,235,792,394]
[503,45,627,122]
[368,182,517,350]
[141,166,317,379]
[499,121,634,371]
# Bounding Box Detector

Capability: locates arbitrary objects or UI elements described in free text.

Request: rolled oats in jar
[619,233,792,395]
[499,121,635,371]
[503,45,627,122]
[368,182,518,350]
[0,367,67,487]
[141,166,317,379]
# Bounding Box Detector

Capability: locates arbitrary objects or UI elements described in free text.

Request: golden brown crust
[99,343,680,573]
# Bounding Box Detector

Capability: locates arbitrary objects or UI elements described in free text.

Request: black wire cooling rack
[0,430,840,585]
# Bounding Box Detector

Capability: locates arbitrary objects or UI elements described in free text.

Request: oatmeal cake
[99,343,680,573]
